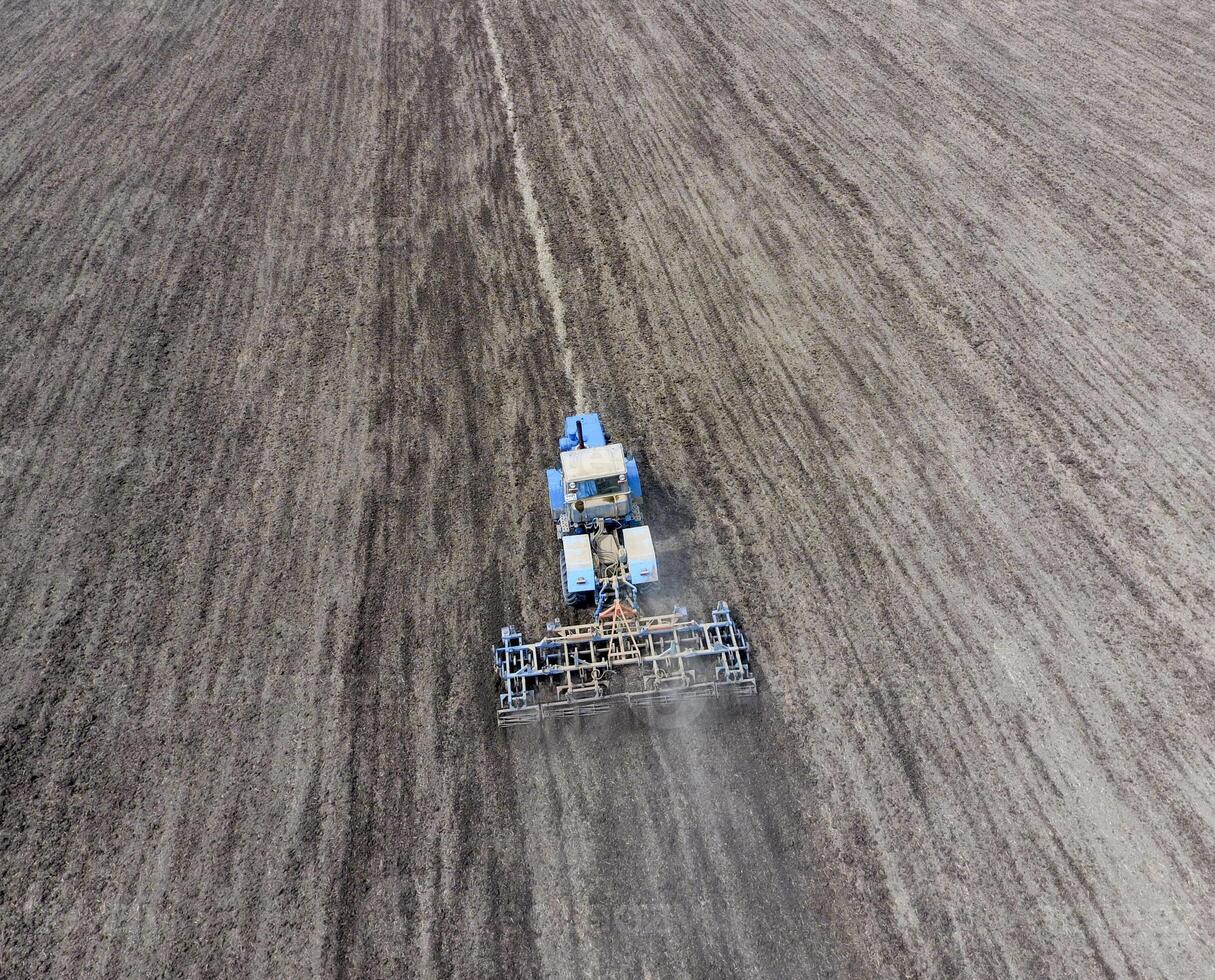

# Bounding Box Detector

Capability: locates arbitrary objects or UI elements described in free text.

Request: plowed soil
[3,0,1214,976]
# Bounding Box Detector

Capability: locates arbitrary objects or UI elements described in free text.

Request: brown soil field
[3,0,1214,976]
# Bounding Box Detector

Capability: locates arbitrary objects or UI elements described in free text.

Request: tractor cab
[546,414,643,529]
[560,443,631,522]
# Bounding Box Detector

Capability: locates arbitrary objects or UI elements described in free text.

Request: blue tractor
[493,412,756,726]
[546,413,656,610]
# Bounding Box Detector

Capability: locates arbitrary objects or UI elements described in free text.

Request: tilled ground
[2,0,1214,976]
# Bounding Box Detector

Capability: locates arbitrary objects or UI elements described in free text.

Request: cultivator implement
[492,412,758,728]
[496,581,755,726]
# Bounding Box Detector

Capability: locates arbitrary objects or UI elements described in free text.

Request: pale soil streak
[478,0,586,411]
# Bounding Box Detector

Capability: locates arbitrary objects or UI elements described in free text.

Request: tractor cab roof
[560,443,626,483]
